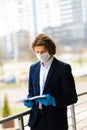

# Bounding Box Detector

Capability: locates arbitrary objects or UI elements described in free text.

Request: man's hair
[32,33,56,55]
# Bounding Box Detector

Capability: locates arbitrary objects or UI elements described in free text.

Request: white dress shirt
[39,57,54,109]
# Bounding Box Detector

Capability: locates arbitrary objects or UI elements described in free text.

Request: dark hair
[32,33,56,55]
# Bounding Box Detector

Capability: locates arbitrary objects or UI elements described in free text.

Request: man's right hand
[24,100,33,108]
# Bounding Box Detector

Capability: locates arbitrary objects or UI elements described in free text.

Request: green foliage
[2,94,11,117]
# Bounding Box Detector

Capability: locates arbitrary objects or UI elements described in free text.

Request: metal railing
[74,92,87,130]
[68,92,87,130]
[0,110,30,130]
[0,92,87,130]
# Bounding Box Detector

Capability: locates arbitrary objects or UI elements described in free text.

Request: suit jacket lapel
[43,58,56,92]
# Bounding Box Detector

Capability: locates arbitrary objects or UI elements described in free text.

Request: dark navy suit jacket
[27,57,78,129]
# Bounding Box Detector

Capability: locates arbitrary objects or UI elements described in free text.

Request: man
[24,33,78,130]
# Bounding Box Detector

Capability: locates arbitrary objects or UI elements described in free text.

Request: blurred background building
[0,0,87,61]
[44,0,87,49]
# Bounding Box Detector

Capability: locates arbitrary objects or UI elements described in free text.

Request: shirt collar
[40,56,54,68]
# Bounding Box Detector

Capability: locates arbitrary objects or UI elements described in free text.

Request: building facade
[44,0,87,49]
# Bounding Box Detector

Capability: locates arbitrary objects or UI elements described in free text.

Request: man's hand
[36,94,56,106]
[24,100,33,108]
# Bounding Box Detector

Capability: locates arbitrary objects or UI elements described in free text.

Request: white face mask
[36,52,51,62]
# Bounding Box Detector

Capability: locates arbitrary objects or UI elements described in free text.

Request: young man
[24,34,78,130]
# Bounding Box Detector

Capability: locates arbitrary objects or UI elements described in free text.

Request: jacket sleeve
[27,65,34,98]
[55,64,78,108]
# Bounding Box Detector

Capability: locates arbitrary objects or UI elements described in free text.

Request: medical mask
[36,52,51,62]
